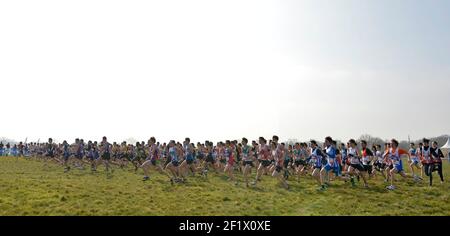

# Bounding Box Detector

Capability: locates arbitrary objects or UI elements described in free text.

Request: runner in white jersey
[241,138,254,187]
[360,140,375,178]
[382,142,393,182]
[347,139,368,188]
[416,142,424,178]
[386,139,417,190]
[420,139,433,182]
[373,144,387,180]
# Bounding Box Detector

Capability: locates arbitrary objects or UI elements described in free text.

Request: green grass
[1,157,449,216]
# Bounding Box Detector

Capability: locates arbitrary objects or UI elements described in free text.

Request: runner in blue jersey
[165,140,180,184]
[309,140,324,189]
[408,143,422,179]
[319,137,341,190]
[11,144,18,157]
[201,141,217,176]
[179,138,196,181]
[386,139,416,190]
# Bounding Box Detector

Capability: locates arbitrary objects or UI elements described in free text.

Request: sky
[1,0,449,144]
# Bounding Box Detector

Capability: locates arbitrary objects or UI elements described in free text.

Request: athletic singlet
[341,148,347,160]
[63,143,70,155]
[226,147,235,164]
[416,147,422,158]
[432,148,443,163]
[301,149,308,160]
[409,148,419,162]
[184,144,193,155]
[149,144,159,160]
[348,147,360,165]
[77,144,84,155]
[310,148,322,167]
[212,148,218,159]
[388,148,402,166]
[293,149,301,160]
[218,147,225,159]
[361,148,373,165]
[259,144,270,160]
[169,147,178,162]
[274,148,283,166]
[224,147,230,157]
[47,143,54,153]
[284,149,292,161]
[376,151,383,163]
[421,147,431,163]
[325,145,338,167]
[101,142,111,154]
[93,147,99,159]
[275,144,284,160]
[242,145,251,161]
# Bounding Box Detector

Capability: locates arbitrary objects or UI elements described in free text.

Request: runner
[241,138,254,187]
[62,140,71,172]
[320,137,342,190]
[386,139,417,190]
[99,136,112,174]
[252,137,271,186]
[429,141,445,186]
[140,137,171,182]
[293,143,307,182]
[347,139,369,188]
[165,140,180,184]
[44,138,57,167]
[373,144,387,180]
[223,140,237,185]
[272,141,289,189]
[179,138,196,181]
[360,140,375,178]
[309,140,324,190]
[420,139,433,184]
[409,143,422,179]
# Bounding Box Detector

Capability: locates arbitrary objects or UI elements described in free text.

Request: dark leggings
[425,163,444,186]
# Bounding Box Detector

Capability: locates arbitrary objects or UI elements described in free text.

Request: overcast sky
[1,0,449,144]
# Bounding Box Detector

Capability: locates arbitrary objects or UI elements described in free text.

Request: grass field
[1,157,449,216]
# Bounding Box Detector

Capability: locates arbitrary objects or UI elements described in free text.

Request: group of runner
[0,136,446,191]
